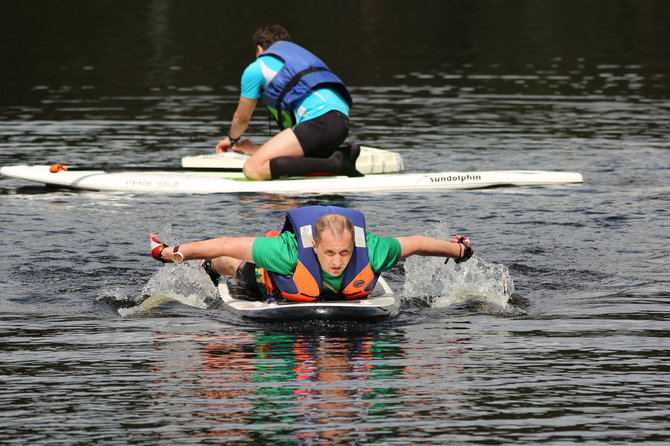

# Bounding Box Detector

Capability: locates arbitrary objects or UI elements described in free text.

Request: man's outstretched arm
[395,235,473,263]
[151,235,256,263]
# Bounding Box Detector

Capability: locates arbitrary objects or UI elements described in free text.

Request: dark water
[1,1,669,444]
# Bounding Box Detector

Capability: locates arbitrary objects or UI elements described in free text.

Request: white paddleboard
[218,276,400,321]
[0,165,583,194]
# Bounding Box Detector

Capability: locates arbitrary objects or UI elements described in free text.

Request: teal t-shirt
[240,55,350,123]
[252,231,401,295]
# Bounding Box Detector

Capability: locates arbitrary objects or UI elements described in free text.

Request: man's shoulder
[253,231,298,258]
[365,232,402,272]
[248,54,284,71]
[366,232,400,252]
[242,58,263,78]
[241,56,285,97]
[252,232,298,275]
[255,231,297,247]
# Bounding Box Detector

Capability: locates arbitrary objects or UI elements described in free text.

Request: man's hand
[216,137,256,154]
[216,137,233,154]
[230,139,257,155]
[451,235,472,264]
[150,233,167,263]
[444,235,473,264]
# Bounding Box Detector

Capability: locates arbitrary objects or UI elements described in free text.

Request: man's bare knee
[243,163,262,180]
[243,159,271,180]
[212,257,242,277]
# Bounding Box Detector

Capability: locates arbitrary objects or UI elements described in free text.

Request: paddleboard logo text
[429,174,482,183]
[124,179,180,189]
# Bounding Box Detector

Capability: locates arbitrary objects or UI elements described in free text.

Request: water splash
[401,222,519,315]
[118,263,220,318]
[118,224,220,317]
[142,262,217,301]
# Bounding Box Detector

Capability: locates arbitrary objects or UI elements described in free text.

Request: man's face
[312,229,354,277]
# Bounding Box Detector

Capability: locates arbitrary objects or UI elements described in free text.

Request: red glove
[150,233,167,263]
[454,235,472,264]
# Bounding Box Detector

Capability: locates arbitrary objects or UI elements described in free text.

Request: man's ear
[256,45,264,58]
[312,239,317,251]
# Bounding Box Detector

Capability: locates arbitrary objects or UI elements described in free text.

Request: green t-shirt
[252,231,401,295]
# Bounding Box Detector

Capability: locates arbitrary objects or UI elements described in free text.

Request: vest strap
[275,66,330,119]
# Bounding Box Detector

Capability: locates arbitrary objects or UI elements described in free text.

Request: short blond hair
[313,214,354,245]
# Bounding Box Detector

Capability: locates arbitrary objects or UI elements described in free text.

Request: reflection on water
[150,328,469,444]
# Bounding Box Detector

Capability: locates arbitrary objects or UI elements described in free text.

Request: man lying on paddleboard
[215,25,361,180]
[150,206,472,302]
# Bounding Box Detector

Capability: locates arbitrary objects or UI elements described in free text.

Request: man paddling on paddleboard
[150,206,472,301]
[215,25,361,180]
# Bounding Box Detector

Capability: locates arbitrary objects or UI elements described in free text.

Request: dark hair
[252,25,291,50]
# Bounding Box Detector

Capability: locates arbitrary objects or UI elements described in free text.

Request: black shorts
[234,261,263,300]
[293,110,350,158]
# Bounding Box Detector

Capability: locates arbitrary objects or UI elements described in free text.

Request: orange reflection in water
[150,327,469,444]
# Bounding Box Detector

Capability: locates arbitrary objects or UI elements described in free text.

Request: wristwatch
[172,245,184,264]
[228,133,240,148]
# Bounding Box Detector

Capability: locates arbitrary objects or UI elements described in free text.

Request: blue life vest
[259,41,353,129]
[266,206,379,302]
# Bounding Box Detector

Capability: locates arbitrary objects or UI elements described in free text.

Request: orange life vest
[264,206,379,302]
